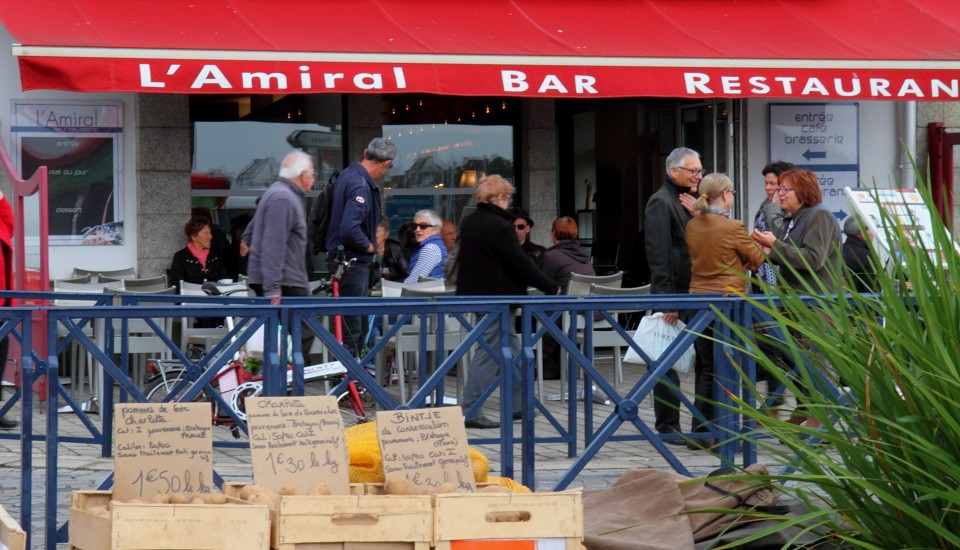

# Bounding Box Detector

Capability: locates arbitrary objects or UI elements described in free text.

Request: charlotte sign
[769,103,859,221]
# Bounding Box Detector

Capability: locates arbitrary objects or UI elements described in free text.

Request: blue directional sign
[769,102,860,225]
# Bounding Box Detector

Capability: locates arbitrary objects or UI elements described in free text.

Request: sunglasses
[514,224,528,230]
[414,223,437,230]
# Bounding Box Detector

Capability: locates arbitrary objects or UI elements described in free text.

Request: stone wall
[135,94,192,278]
[520,99,558,248]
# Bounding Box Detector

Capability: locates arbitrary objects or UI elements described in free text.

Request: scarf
[187,242,210,271]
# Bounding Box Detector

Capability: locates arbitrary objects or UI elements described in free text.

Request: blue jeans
[462,315,521,421]
[328,261,370,358]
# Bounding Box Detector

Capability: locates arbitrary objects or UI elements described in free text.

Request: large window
[381,123,513,230]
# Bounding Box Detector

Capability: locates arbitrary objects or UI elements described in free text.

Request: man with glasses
[326,137,398,358]
[510,207,546,269]
[643,146,708,447]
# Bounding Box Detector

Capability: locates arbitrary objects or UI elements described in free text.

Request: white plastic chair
[585,283,651,386]
[560,271,623,398]
[52,280,125,403]
[380,279,446,402]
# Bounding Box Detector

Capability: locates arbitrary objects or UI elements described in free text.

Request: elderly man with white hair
[245,149,315,303]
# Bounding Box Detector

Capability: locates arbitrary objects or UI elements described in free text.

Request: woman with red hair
[540,216,595,379]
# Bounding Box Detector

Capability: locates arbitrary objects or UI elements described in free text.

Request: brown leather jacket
[686,213,765,294]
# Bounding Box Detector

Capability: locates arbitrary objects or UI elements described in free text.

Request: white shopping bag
[245,324,292,360]
[622,312,696,374]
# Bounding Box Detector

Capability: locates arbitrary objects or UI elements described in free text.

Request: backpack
[310,171,339,254]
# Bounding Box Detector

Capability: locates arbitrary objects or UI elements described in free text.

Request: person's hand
[239,240,249,257]
[751,229,776,248]
[679,193,698,217]
[663,311,679,325]
[267,293,281,305]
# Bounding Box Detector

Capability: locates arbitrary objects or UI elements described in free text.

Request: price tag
[377,407,475,492]
[114,402,214,501]
[246,396,349,494]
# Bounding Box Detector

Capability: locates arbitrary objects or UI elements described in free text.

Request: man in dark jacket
[325,137,396,357]
[510,207,546,269]
[458,175,560,429]
[842,215,876,292]
[643,146,707,446]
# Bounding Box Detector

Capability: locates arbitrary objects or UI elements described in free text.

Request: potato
[150,493,171,504]
[127,498,144,504]
[203,493,228,504]
[238,484,267,500]
[168,493,189,504]
[308,483,331,496]
[249,493,278,507]
[425,482,456,495]
[384,478,419,496]
[278,485,299,496]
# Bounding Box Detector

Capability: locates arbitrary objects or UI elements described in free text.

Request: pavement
[0,358,789,549]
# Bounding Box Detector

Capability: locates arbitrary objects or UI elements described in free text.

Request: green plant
[714,174,960,548]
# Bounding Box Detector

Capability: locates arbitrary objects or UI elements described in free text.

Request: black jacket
[521,240,547,269]
[644,175,693,294]
[542,240,595,293]
[456,203,559,296]
[170,245,228,289]
[842,234,876,292]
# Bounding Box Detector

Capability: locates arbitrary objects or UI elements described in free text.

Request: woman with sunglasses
[403,209,448,283]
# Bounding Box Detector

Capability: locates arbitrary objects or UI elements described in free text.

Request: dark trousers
[326,261,371,358]
[0,335,7,401]
[653,316,715,434]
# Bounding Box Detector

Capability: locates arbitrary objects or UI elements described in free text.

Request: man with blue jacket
[325,137,397,357]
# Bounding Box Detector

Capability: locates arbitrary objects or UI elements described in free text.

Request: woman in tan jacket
[683,173,765,449]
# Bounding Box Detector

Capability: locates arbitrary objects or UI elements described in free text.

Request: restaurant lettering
[501,70,598,95]
[684,72,960,99]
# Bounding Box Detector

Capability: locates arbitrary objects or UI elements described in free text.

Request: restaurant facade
[1,0,959,283]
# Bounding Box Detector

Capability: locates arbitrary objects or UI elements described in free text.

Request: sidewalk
[0,357,787,549]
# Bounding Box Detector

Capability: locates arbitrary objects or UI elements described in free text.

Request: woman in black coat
[169,216,228,290]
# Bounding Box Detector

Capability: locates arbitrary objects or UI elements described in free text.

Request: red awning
[3,0,960,100]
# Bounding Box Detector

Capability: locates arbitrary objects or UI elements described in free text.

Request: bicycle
[141,280,373,437]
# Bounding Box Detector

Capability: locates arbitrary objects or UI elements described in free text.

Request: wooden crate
[432,490,583,550]
[223,483,433,550]
[0,504,26,550]
[68,490,270,550]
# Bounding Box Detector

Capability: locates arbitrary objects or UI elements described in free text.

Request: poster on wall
[12,100,123,245]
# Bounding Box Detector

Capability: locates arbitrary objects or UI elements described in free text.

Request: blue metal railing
[0,290,816,550]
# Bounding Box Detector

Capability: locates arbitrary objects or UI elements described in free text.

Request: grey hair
[365,137,397,162]
[414,209,442,228]
[664,147,700,177]
[278,150,312,179]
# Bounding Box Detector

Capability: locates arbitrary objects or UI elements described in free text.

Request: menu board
[114,403,214,501]
[844,187,959,265]
[246,396,350,494]
[377,407,475,492]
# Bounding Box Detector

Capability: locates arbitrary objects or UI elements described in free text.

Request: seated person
[170,216,228,328]
[170,216,228,288]
[842,215,876,293]
[540,216,595,379]
[404,209,448,284]
[376,216,409,283]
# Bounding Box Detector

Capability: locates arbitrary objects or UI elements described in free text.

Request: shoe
[686,438,718,451]
[511,411,539,421]
[658,427,687,446]
[0,416,18,430]
[464,416,500,429]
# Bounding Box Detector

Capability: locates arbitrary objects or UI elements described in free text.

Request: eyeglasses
[496,193,513,203]
[414,223,437,230]
[514,224,527,230]
[777,187,795,194]
[726,189,736,196]
[676,167,704,176]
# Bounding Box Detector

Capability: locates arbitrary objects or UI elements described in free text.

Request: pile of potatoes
[237,483,333,509]
[83,493,233,517]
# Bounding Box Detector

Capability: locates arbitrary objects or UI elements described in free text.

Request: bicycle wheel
[229,381,263,421]
[337,388,375,427]
[144,369,196,403]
